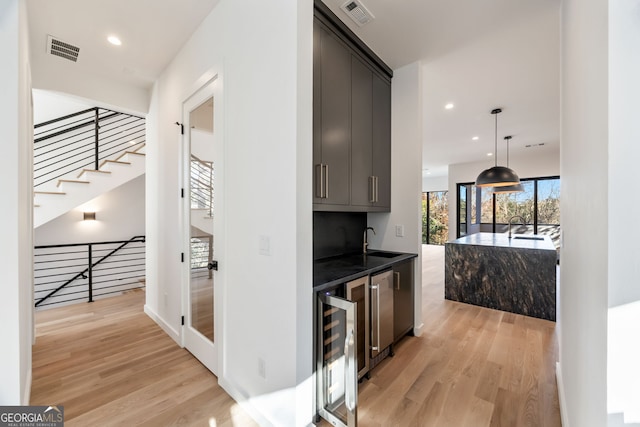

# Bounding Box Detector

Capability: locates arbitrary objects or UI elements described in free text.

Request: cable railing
[191,235,213,280]
[34,236,146,309]
[34,107,145,187]
[191,155,213,218]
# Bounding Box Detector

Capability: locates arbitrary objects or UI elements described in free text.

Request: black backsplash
[313,212,367,260]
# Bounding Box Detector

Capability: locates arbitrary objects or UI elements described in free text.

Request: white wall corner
[143,304,180,345]
[556,361,570,427]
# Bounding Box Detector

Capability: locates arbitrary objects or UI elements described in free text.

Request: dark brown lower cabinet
[393,260,414,342]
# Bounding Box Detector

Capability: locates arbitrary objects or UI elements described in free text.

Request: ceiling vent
[46,35,80,62]
[340,0,375,27]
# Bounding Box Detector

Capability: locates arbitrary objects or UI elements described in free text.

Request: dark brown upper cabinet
[313,1,392,213]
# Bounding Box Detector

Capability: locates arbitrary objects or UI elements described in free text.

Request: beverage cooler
[316,286,358,427]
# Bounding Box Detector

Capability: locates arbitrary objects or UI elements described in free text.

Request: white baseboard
[413,322,424,337]
[218,377,272,427]
[144,304,180,345]
[23,368,32,405]
[556,361,570,427]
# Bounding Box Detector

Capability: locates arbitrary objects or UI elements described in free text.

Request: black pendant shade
[475,166,520,187]
[475,108,522,188]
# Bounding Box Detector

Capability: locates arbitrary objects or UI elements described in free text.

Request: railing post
[88,244,93,303]
[94,108,99,170]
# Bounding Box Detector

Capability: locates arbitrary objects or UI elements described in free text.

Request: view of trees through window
[422,191,449,245]
[456,176,560,247]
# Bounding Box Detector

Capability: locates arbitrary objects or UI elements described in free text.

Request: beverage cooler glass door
[317,293,358,427]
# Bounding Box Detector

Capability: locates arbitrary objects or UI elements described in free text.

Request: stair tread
[98,159,132,169]
[34,191,66,195]
[77,169,111,178]
[133,143,146,153]
[56,179,90,188]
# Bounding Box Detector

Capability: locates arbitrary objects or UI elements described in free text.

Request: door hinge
[181,316,185,326]
[175,121,184,135]
[181,188,184,198]
[181,252,184,263]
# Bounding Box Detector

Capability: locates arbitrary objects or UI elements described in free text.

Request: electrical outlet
[258,357,266,379]
[395,225,405,237]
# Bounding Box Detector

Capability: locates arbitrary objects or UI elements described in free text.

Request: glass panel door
[183,77,220,375]
[317,292,357,427]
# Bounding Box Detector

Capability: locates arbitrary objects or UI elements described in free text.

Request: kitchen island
[445,232,557,321]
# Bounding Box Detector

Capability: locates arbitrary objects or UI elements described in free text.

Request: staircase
[33,107,145,228]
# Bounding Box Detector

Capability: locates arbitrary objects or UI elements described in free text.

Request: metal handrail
[34,107,145,187]
[190,154,213,217]
[34,236,145,308]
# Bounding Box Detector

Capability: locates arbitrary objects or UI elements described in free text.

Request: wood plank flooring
[31,289,256,427]
[32,245,561,426]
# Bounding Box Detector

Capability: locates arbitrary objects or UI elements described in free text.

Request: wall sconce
[83,212,96,221]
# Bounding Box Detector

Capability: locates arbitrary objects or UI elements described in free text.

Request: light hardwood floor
[32,245,561,426]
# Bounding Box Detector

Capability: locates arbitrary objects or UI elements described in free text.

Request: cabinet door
[313,21,323,205]
[315,24,351,207]
[371,73,391,210]
[393,260,414,341]
[350,55,373,208]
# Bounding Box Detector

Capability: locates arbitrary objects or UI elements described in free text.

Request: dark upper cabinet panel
[313,3,392,213]
[314,24,351,207]
[350,55,373,207]
[372,73,391,209]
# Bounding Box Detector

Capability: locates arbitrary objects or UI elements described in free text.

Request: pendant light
[475,108,521,188]
[493,136,524,194]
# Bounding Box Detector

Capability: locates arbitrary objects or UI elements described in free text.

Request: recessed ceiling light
[472,136,479,141]
[107,36,122,46]
[487,152,493,157]
[445,103,454,110]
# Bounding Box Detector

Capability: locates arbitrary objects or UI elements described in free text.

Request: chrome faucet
[508,215,527,239]
[363,226,376,254]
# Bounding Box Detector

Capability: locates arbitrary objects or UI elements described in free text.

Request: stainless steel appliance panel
[346,276,370,379]
[370,270,393,358]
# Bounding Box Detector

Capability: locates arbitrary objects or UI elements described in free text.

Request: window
[456,176,560,247]
[422,191,449,245]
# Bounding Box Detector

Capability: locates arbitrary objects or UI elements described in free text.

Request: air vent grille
[46,35,80,62]
[340,0,375,27]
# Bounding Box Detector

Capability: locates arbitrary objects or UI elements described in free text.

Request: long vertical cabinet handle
[315,164,323,198]
[315,164,330,199]
[369,176,375,203]
[344,329,357,413]
[374,176,379,203]
[323,164,329,199]
[394,272,401,290]
[371,284,379,351]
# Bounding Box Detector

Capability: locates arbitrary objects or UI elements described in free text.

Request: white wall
[422,175,448,193]
[368,62,424,337]
[558,0,608,426]
[145,0,313,425]
[30,57,149,115]
[446,148,559,241]
[32,89,94,124]
[35,175,145,245]
[608,0,640,308]
[0,0,33,405]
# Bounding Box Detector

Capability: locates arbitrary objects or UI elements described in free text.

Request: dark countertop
[313,250,417,291]
[449,232,556,251]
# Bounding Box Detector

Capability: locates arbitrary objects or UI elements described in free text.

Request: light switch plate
[395,225,404,237]
[259,235,271,256]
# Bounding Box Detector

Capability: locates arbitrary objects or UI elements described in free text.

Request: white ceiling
[26,0,220,90]
[26,0,561,179]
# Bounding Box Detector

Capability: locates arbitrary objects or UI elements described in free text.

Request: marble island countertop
[450,232,556,251]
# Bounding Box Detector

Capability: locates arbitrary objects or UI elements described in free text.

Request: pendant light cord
[494,113,498,167]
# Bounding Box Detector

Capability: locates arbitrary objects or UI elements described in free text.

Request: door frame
[180,72,225,376]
